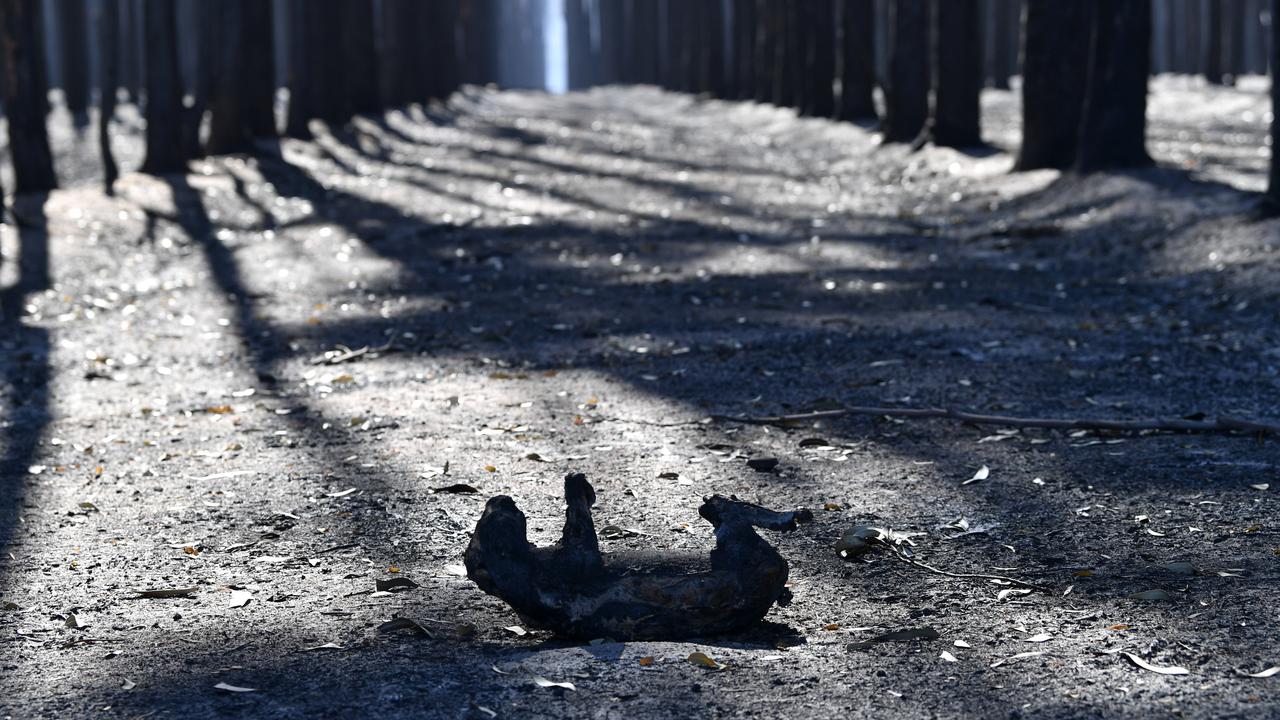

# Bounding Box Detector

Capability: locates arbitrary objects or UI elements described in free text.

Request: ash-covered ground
[2,78,1279,719]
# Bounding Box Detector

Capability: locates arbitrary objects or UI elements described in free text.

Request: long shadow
[58,89,1280,717]
[0,198,52,579]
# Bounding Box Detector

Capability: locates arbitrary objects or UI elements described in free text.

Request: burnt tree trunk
[922,0,982,147]
[243,0,275,137]
[881,0,929,143]
[565,0,594,89]
[99,0,120,193]
[118,0,137,100]
[1263,0,1280,212]
[1206,0,1225,84]
[988,0,1015,89]
[460,0,498,86]
[803,0,836,116]
[342,0,379,114]
[631,0,660,85]
[839,0,877,121]
[56,0,90,119]
[1074,0,1152,172]
[286,0,347,138]
[180,0,214,159]
[1013,0,1091,171]
[0,0,58,192]
[732,0,755,99]
[206,0,250,154]
[425,0,461,100]
[141,0,186,173]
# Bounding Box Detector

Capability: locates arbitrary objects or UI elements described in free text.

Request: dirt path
[2,81,1279,719]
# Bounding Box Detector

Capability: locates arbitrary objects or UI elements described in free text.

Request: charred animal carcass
[464,473,812,640]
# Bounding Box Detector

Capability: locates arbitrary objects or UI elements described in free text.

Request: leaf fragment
[228,590,252,608]
[528,671,576,691]
[1128,589,1170,602]
[962,465,990,485]
[214,682,257,693]
[687,651,727,670]
[1121,651,1190,675]
[848,626,939,650]
[377,617,433,638]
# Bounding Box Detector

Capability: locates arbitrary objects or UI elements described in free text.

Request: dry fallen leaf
[998,588,1032,601]
[1128,589,1170,601]
[1025,633,1053,643]
[504,626,528,637]
[638,656,655,666]
[687,651,727,670]
[962,465,990,486]
[1245,667,1280,678]
[953,639,972,648]
[444,563,467,576]
[1121,651,1190,675]
[528,671,576,691]
[940,651,958,663]
[300,642,345,652]
[214,682,257,693]
[121,678,136,690]
[228,590,252,609]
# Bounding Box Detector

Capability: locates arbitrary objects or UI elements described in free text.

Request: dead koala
[465,473,812,640]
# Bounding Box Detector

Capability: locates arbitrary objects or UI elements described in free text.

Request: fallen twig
[309,340,396,366]
[713,405,1280,437]
[886,546,1045,591]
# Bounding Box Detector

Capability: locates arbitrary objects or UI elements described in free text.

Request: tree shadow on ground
[0,198,52,575]
[22,88,1280,717]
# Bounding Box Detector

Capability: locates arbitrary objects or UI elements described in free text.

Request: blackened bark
[118,0,137,100]
[989,0,1014,89]
[631,0,660,85]
[141,0,186,173]
[99,0,120,193]
[207,0,250,154]
[565,0,594,89]
[1225,0,1245,83]
[756,0,779,102]
[1074,0,1152,172]
[1013,0,1090,171]
[732,0,755,99]
[881,0,928,143]
[1263,0,1280,211]
[0,0,58,192]
[286,0,348,137]
[243,0,275,137]
[923,0,981,147]
[460,0,498,86]
[342,0,379,114]
[803,0,836,116]
[425,0,461,100]
[1206,0,1225,84]
[56,0,90,118]
[180,0,214,159]
[839,0,876,120]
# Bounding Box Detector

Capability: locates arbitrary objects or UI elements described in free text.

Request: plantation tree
[285,0,347,138]
[342,0,379,115]
[802,0,836,117]
[140,0,187,173]
[1262,0,1280,213]
[1013,0,1090,170]
[206,0,250,154]
[56,0,90,119]
[732,0,756,99]
[920,0,981,147]
[881,0,929,143]
[838,0,876,121]
[99,0,120,193]
[0,0,58,193]
[1074,0,1152,172]
[243,0,275,137]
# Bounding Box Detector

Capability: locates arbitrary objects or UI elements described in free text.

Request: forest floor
[2,78,1279,719]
